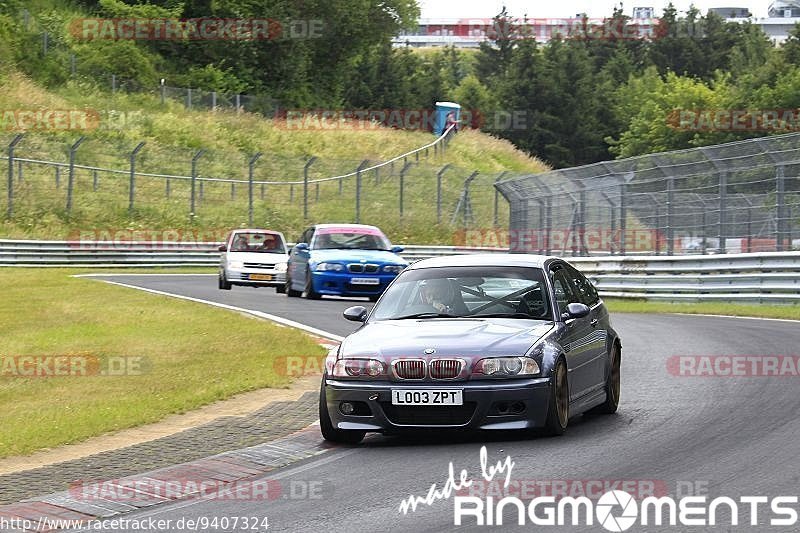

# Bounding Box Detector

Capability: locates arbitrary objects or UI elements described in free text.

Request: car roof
[231,229,283,236]
[312,223,383,232]
[406,254,560,270]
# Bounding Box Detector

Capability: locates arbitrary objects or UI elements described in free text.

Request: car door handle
[590,319,599,327]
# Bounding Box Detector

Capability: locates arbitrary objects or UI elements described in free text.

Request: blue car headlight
[315,262,345,272]
[383,264,406,274]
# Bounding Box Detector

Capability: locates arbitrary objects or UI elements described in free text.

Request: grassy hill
[0,72,547,244]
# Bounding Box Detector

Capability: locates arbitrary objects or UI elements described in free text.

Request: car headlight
[315,262,345,272]
[383,264,406,273]
[228,260,244,269]
[332,358,386,378]
[275,262,288,273]
[474,357,540,377]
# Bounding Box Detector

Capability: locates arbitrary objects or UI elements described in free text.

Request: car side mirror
[343,306,368,322]
[562,302,590,320]
[218,245,227,252]
[294,242,309,252]
[391,245,404,253]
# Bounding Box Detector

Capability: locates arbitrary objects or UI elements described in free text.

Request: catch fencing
[495,133,800,256]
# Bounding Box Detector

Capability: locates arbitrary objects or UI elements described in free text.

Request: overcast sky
[418,0,773,19]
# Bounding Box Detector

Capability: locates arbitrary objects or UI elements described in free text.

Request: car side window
[550,265,579,314]
[566,265,600,307]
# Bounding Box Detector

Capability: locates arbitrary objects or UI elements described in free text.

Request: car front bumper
[324,378,553,432]
[311,271,397,296]
[225,268,286,287]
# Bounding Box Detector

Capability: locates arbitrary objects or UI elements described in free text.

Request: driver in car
[420,278,455,313]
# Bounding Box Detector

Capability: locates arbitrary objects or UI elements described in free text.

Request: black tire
[319,378,365,444]
[592,343,621,415]
[218,271,232,290]
[276,284,286,294]
[544,358,569,436]
[286,274,301,297]
[304,273,321,300]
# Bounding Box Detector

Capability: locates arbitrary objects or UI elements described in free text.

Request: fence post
[303,156,317,221]
[43,31,48,54]
[111,74,116,94]
[355,160,368,224]
[230,182,235,200]
[545,197,552,255]
[160,79,166,105]
[718,171,727,254]
[165,177,171,198]
[6,134,23,219]
[248,152,262,226]
[55,167,60,188]
[17,160,22,183]
[190,149,205,220]
[399,162,413,219]
[93,169,98,191]
[316,183,320,201]
[290,183,295,203]
[66,136,86,213]
[436,164,452,224]
[211,91,217,111]
[494,172,508,227]
[129,141,146,212]
[776,165,785,252]
[236,94,242,114]
[666,176,675,255]
[702,210,708,255]
[187,88,192,110]
[619,181,627,256]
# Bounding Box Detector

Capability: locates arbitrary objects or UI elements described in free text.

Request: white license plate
[391,389,463,406]
[350,277,380,285]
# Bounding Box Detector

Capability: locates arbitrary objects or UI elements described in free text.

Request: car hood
[225,251,288,263]
[340,319,555,360]
[310,249,406,264]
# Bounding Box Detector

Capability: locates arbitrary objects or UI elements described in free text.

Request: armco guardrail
[2,240,799,302]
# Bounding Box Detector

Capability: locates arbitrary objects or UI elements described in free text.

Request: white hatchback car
[218,229,289,292]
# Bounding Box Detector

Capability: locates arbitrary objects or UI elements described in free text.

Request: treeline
[2,1,800,167]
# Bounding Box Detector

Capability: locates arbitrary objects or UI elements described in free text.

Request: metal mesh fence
[496,133,800,255]
[1,128,518,242]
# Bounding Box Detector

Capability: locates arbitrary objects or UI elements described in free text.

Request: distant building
[708,7,752,18]
[632,7,656,19]
[768,1,800,18]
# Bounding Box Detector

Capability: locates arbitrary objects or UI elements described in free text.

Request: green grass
[0,268,325,458]
[604,298,800,321]
[0,72,548,244]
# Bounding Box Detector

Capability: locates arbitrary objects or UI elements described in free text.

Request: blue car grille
[348,263,379,273]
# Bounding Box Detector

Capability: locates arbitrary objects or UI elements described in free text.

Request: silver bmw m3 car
[319,254,622,444]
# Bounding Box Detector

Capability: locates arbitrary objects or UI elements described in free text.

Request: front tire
[319,378,365,444]
[544,358,569,436]
[218,271,232,290]
[304,273,321,300]
[592,343,621,415]
[286,274,301,297]
[276,284,286,294]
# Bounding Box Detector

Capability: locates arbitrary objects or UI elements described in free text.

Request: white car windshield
[371,266,552,321]
[230,233,286,254]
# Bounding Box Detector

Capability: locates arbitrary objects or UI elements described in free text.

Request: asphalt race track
[77,274,800,532]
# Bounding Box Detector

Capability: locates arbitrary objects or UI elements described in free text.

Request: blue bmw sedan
[285,224,408,301]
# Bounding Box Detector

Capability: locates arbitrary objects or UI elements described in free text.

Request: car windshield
[230,233,286,254]
[370,266,553,321]
[313,230,391,251]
